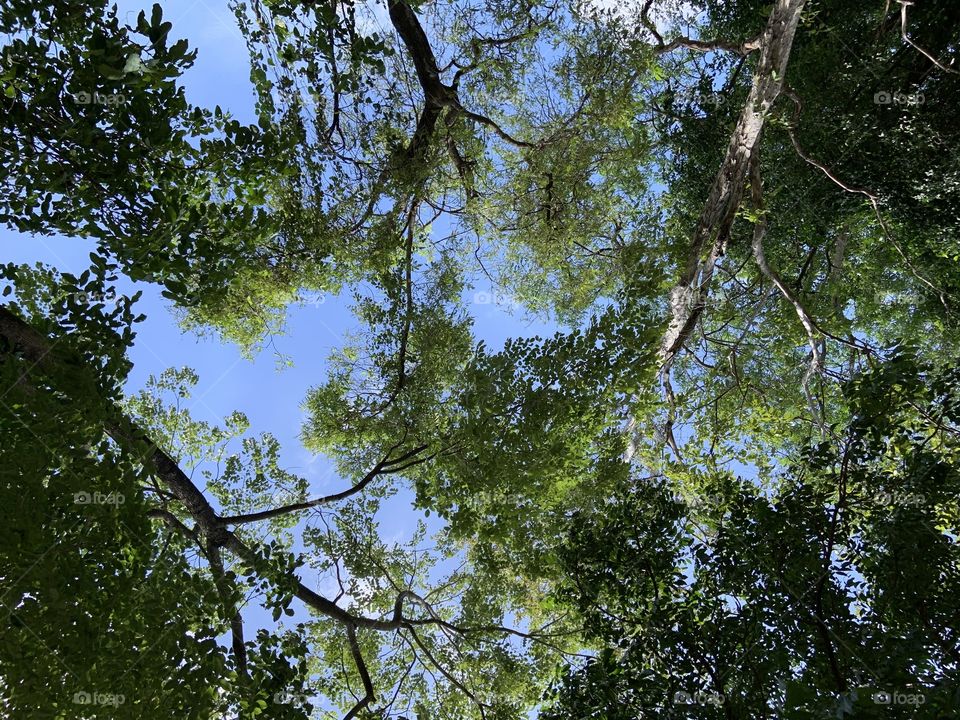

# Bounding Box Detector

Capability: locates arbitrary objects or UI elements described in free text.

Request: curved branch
[641,0,761,56]
[389,0,534,156]
[146,508,201,543]
[459,109,537,149]
[219,442,429,525]
[748,148,824,371]
[749,152,826,431]
[783,88,951,316]
[898,1,958,75]
[404,627,488,719]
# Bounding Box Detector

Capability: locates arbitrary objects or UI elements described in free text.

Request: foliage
[542,350,960,718]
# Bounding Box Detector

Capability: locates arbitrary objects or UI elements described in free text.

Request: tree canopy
[1,0,958,718]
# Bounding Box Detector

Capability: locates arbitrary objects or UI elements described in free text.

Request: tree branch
[343,624,375,720]
[660,0,808,369]
[404,626,488,719]
[783,88,951,317]
[641,0,761,57]
[0,302,572,720]
[207,541,249,683]
[219,442,429,525]
[146,508,201,543]
[628,0,807,461]
[898,1,958,75]
[748,147,826,432]
[459,109,537,149]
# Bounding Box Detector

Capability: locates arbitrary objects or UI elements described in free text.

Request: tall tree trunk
[626,0,808,461]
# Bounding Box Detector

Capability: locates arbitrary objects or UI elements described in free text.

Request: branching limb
[655,35,762,57]
[389,0,537,157]
[459,109,537,149]
[639,0,808,460]
[660,0,808,368]
[0,303,577,719]
[146,508,201,543]
[350,2,538,234]
[404,627,489,719]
